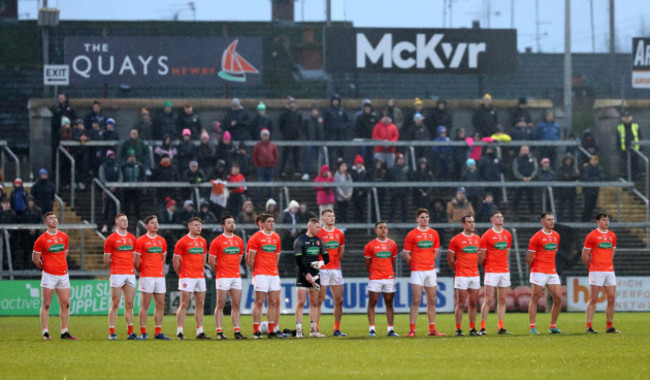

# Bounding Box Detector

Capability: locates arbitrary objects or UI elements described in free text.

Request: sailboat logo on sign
[218,40,259,83]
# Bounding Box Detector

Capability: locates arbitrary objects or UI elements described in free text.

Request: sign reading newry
[325,27,517,75]
[632,37,650,89]
[64,36,262,87]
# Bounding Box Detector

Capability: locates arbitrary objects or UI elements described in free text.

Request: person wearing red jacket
[314,165,335,216]
[252,128,278,206]
[372,114,399,169]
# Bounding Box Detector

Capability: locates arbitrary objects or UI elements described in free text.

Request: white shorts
[455,276,481,290]
[178,278,207,293]
[367,279,396,293]
[110,274,136,288]
[139,277,166,293]
[589,271,617,287]
[320,269,344,286]
[484,272,511,288]
[41,272,70,289]
[530,272,561,287]
[253,275,281,293]
[410,270,437,287]
[216,277,242,291]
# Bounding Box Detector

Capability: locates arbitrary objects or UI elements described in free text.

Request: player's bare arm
[447,250,456,271]
[31,251,43,269]
[208,255,218,273]
[478,248,487,268]
[402,250,411,264]
[433,248,440,261]
[526,250,535,268]
[172,255,182,276]
[246,250,256,270]
[103,253,112,267]
[581,248,591,270]
[365,257,371,272]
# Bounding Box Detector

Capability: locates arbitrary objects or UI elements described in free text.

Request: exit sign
[43,64,69,86]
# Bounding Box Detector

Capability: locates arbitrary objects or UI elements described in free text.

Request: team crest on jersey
[375,250,392,258]
[224,246,241,255]
[494,241,508,250]
[325,240,339,249]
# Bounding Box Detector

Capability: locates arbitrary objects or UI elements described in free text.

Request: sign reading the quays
[325,27,517,74]
[223,246,241,255]
[64,36,262,87]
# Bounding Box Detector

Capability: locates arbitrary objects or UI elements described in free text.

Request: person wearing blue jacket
[433,126,453,181]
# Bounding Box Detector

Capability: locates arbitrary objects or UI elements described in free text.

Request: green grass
[0,313,648,379]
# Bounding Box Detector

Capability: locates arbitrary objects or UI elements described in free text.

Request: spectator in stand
[178,200,198,223]
[581,129,598,160]
[98,150,122,233]
[297,202,317,221]
[475,193,498,223]
[512,145,538,217]
[222,98,251,142]
[248,101,273,141]
[0,185,6,205]
[51,93,77,167]
[30,168,55,214]
[537,157,556,209]
[235,141,254,177]
[236,200,257,237]
[177,103,202,139]
[302,104,325,181]
[314,164,335,216]
[351,154,369,222]
[461,159,481,210]
[616,112,642,179]
[451,128,469,181]
[176,128,197,171]
[556,153,579,222]
[281,200,302,249]
[69,117,88,190]
[154,101,178,140]
[430,198,447,239]
[278,96,303,178]
[182,160,206,186]
[198,202,218,225]
[411,113,430,161]
[103,118,120,145]
[0,198,18,264]
[403,98,426,137]
[478,144,506,205]
[509,97,533,128]
[154,135,178,165]
[21,195,42,269]
[83,100,106,131]
[227,162,246,217]
[432,126,452,181]
[372,114,399,169]
[537,110,561,166]
[582,155,605,221]
[120,149,146,220]
[216,131,238,170]
[509,117,536,162]
[387,153,409,223]
[119,129,149,168]
[149,152,178,215]
[447,187,474,223]
[412,157,434,209]
[334,160,354,223]
[10,178,28,221]
[207,160,228,219]
[385,98,404,130]
[429,100,452,136]
[208,158,228,181]
[265,198,280,221]
[473,93,498,137]
[158,199,181,246]
[252,128,279,206]
[197,131,216,171]
[354,99,377,166]
[323,94,349,164]
[134,108,153,140]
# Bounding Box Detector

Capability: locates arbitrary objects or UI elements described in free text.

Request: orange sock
[498,321,504,330]
[316,321,320,331]
[410,323,416,332]
[428,323,436,332]
[127,325,134,335]
[470,322,476,329]
[480,321,486,329]
[140,327,147,335]
[154,326,162,335]
[607,321,613,329]
[334,321,340,331]
[456,323,461,330]
[216,328,222,333]
[109,326,115,335]
[268,323,275,334]
[587,322,592,328]
[234,327,240,333]
[253,323,260,333]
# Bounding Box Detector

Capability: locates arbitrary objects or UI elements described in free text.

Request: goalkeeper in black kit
[293,218,330,338]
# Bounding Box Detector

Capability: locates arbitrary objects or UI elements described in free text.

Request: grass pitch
[0,312,648,379]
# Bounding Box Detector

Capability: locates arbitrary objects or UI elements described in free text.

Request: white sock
[42,329,48,335]
[177,327,183,334]
[387,325,394,332]
[196,326,203,334]
[274,325,280,333]
[369,325,375,332]
[310,321,317,331]
[296,322,302,330]
[61,328,68,334]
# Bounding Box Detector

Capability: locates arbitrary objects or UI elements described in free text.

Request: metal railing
[54,194,65,223]
[371,187,382,222]
[90,178,121,225]
[55,146,75,207]
[630,148,649,197]
[0,140,20,179]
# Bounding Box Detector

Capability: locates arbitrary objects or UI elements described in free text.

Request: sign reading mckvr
[43,64,69,86]
[632,37,650,89]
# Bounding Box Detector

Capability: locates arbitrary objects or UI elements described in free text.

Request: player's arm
[162,252,167,265]
[447,249,456,272]
[338,245,345,260]
[32,251,43,269]
[433,248,440,261]
[172,254,182,276]
[581,247,591,269]
[103,239,112,267]
[612,246,616,257]
[246,250,256,270]
[208,254,218,273]
[478,248,487,268]
[402,250,411,264]
[364,257,371,272]
[320,239,330,266]
[134,252,141,273]
[526,250,535,268]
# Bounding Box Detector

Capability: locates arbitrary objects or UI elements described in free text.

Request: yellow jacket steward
[617,123,640,151]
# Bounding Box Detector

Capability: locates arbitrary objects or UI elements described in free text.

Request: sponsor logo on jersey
[325,240,340,249]
[188,247,205,254]
[117,245,134,251]
[48,244,65,253]
[494,241,508,250]
[417,240,434,249]
[307,246,321,255]
[543,243,558,250]
[147,247,163,253]
[262,244,277,253]
[224,246,241,255]
[597,242,613,249]
[462,245,479,253]
[375,250,392,258]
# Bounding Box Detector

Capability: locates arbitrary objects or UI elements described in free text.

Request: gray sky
[21,0,650,53]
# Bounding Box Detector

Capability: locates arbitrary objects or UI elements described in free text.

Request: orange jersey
[134,234,167,278]
[448,232,481,277]
[480,228,512,273]
[528,230,561,274]
[104,231,137,275]
[33,231,69,276]
[317,227,345,270]
[584,229,617,272]
[364,238,397,280]
[248,231,282,276]
[403,227,440,271]
[174,234,208,278]
[209,233,244,279]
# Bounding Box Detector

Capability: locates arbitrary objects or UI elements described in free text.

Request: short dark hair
[221,215,234,225]
[321,209,334,216]
[416,208,429,218]
[260,214,274,223]
[187,217,202,224]
[375,221,387,228]
[308,218,321,225]
[461,215,474,224]
[115,213,127,221]
[595,212,609,220]
[540,212,553,219]
[144,215,157,224]
[42,211,56,222]
[490,210,503,218]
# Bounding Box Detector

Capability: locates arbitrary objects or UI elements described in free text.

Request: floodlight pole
[564,0,572,133]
